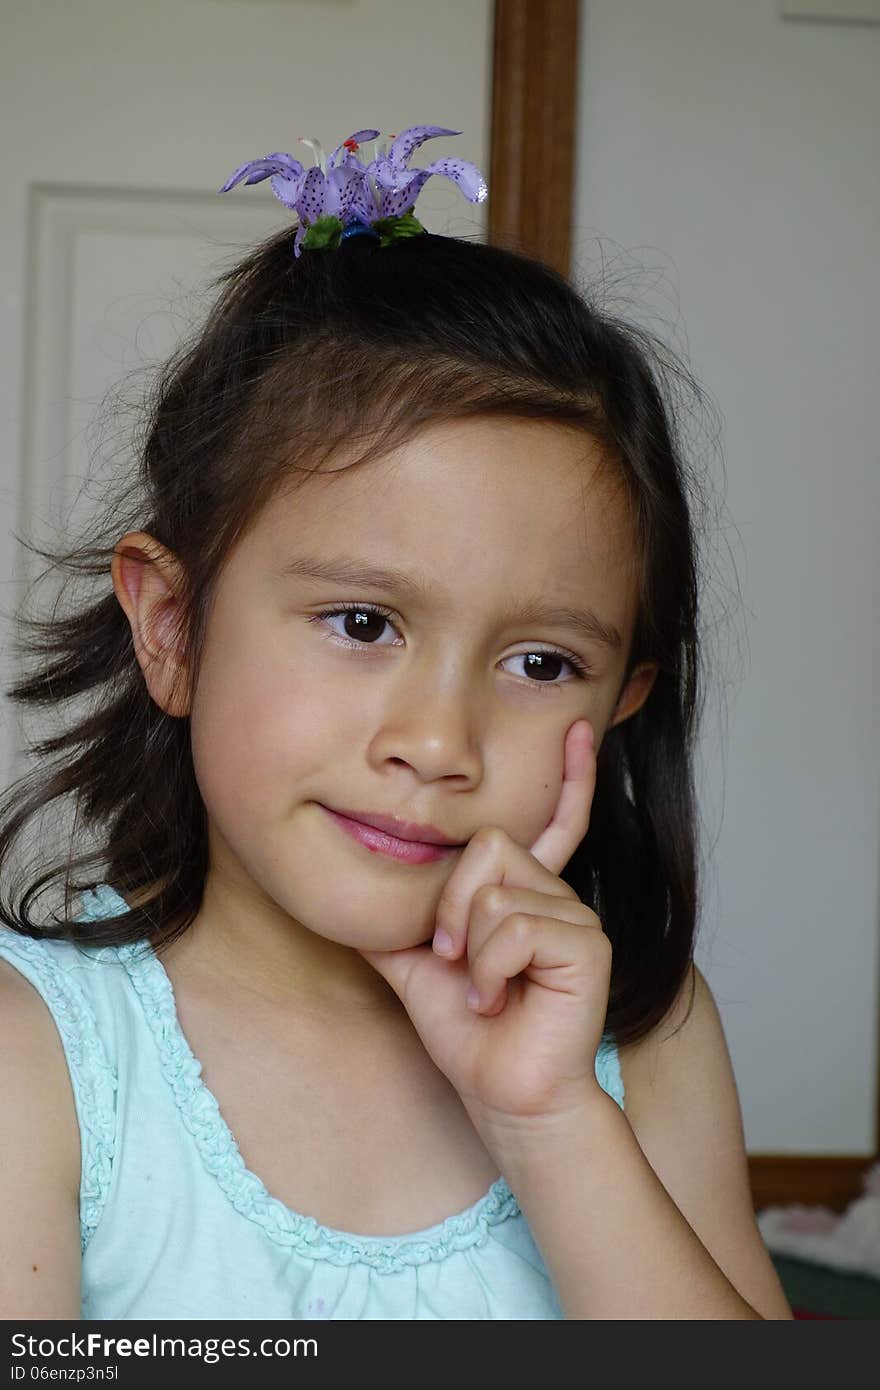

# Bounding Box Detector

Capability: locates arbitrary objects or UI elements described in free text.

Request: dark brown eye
[339,608,387,642]
[501,649,589,685]
[309,606,592,686]
[308,604,399,648]
[522,652,566,682]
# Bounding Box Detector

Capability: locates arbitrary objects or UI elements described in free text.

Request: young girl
[0,125,792,1320]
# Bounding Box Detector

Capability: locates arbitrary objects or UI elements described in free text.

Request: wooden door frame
[488,0,579,274]
[488,0,879,1213]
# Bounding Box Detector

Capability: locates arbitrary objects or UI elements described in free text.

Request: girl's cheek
[498,731,568,844]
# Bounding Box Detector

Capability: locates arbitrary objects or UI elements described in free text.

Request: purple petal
[262,152,306,173]
[328,128,380,167]
[296,165,328,223]
[219,153,303,194]
[324,165,368,219]
[369,154,398,190]
[388,126,460,169]
[376,156,488,218]
[330,147,368,173]
[421,157,488,204]
[293,222,308,259]
[347,175,379,223]
[378,170,432,219]
[270,170,306,210]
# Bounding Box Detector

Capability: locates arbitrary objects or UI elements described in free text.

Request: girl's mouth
[320,806,461,864]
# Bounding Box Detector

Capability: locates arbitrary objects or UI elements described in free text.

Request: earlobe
[607,661,659,731]
[111,532,191,718]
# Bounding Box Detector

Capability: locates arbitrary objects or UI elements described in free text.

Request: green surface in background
[771,1255,880,1320]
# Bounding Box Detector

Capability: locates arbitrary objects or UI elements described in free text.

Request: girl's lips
[320,806,460,864]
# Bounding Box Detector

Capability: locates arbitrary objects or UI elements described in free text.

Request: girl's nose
[367,672,484,785]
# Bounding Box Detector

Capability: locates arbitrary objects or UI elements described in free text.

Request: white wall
[574,0,879,1152]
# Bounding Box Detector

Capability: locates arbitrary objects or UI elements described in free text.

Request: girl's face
[119,417,657,961]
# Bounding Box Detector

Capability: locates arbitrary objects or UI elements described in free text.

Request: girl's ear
[111,532,191,718]
[606,660,659,732]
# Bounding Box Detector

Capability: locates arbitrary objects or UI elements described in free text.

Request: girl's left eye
[306,604,593,686]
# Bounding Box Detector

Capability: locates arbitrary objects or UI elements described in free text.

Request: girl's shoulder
[616,964,730,1111]
[0,908,131,1063]
[0,912,123,1254]
[0,953,83,1316]
[0,952,83,1206]
[616,964,729,1141]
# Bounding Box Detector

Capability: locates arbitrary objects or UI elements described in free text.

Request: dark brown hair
[0,226,726,1047]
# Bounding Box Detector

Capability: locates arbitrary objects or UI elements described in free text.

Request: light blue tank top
[0,882,625,1320]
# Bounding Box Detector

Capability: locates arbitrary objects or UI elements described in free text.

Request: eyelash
[306,603,594,687]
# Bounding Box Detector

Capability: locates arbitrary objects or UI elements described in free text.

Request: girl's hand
[358,719,611,1140]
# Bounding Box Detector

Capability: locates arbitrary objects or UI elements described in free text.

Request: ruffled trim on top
[0,926,118,1255]
[117,930,520,1271]
[85,882,625,1273]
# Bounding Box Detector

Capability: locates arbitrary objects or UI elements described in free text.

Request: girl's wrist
[466,1083,623,1178]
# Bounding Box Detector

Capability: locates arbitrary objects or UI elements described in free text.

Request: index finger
[528,719,596,874]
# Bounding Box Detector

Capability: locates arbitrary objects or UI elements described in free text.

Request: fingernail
[466,985,481,1011]
[433,928,454,956]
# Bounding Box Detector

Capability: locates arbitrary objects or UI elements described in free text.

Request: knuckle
[558,880,582,902]
[473,883,507,918]
[471,825,506,854]
[591,929,613,963]
[503,912,533,944]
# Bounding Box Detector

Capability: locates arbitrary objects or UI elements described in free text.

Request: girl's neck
[154,875,406,1023]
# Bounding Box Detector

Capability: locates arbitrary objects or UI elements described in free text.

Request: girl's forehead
[261,417,633,565]
[246,418,640,638]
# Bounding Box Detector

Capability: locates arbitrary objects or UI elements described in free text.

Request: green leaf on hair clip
[373,211,427,247]
[300,214,345,251]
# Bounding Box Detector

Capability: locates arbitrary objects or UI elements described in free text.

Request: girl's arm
[363,726,793,1319]
[0,959,82,1319]
[498,966,794,1319]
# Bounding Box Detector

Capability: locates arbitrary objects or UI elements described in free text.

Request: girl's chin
[351,933,433,954]
[307,921,434,953]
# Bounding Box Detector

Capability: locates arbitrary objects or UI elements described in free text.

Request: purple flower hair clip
[219,124,488,257]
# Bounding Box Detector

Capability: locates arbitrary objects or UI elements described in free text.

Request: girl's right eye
[307,603,400,647]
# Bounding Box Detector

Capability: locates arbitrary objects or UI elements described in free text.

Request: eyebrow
[276,554,623,652]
